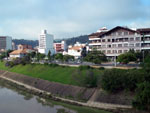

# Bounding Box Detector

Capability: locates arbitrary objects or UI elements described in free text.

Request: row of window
[101,49,140,54]
[91,37,141,43]
[92,43,141,49]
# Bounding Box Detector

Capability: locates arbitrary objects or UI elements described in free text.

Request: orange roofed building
[9,44,34,58]
[67,42,87,59]
[9,49,28,58]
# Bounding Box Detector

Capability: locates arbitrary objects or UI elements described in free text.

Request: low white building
[38,30,54,55]
[9,49,27,58]
[67,42,86,59]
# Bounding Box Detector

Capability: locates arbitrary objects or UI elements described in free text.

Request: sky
[0,0,150,40]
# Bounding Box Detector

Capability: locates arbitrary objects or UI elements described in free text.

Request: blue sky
[0,0,150,40]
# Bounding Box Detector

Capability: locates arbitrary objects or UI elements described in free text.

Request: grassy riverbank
[0,61,102,86]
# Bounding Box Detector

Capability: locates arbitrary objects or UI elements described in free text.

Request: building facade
[0,36,12,51]
[67,42,86,59]
[89,26,150,58]
[18,44,32,50]
[54,40,67,53]
[38,30,54,55]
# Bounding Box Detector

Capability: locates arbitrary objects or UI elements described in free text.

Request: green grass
[0,62,103,86]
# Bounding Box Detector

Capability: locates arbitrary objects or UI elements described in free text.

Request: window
[118,50,122,53]
[102,45,106,48]
[107,50,111,54]
[124,43,128,47]
[108,39,111,42]
[118,44,122,47]
[136,43,140,47]
[129,44,134,47]
[124,50,128,53]
[130,38,134,41]
[136,37,140,41]
[112,50,117,53]
[107,45,111,48]
[118,32,122,36]
[112,44,116,48]
[124,38,128,41]
[124,32,129,35]
[102,39,105,42]
[112,39,115,42]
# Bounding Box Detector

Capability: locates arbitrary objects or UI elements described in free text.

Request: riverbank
[0,78,111,113]
[0,70,134,113]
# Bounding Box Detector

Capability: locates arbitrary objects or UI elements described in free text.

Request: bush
[132,82,150,111]
[72,69,97,88]
[117,52,136,64]
[78,65,92,70]
[5,61,14,67]
[99,67,105,70]
[100,69,127,93]
[99,69,145,93]
[48,63,59,67]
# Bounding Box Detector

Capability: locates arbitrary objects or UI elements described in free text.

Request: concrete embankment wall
[0,70,95,101]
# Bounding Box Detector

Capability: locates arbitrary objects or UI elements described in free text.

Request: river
[0,82,77,113]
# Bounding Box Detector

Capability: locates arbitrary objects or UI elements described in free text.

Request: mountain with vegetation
[13,39,39,48]
[13,35,89,48]
[65,35,89,45]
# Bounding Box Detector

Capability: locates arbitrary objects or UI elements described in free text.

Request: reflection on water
[0,83,76,113]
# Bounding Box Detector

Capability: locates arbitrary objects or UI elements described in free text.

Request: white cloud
[0,0,150,39]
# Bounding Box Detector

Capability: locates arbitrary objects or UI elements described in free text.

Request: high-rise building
[38,30,54,55]
[0,36,12,51]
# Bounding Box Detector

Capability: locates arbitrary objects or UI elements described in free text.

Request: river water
[0,83,76,113]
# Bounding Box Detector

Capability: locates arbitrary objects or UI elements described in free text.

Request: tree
[142,55,150,73]
[117,52,136,64]
[132,82,150,111]
[54,53,63,61]
[63,55,74,62]
[81,46,87,58]
[36,53,46,61]
[47,50,51,61]
[84,49,107,64]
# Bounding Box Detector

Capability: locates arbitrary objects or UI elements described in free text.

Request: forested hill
[13,35,89,48]
[13,39,39,48]
[65,35,89,45]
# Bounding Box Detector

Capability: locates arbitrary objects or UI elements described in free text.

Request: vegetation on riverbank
[0,57,150,111]
[0,61,101,86]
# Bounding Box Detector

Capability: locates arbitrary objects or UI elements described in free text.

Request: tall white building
[38,30,54,55]
[0,36,12,51]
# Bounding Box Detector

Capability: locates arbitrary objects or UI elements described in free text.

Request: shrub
[117,52,136,64]
[99,69,146,93]
[132,82,150,111]
[78,65,92,70]
[72,69,97,88]
[48,63,59,67]
[99,67,105,70]
[100,69,127,93]
[5,61,14,67]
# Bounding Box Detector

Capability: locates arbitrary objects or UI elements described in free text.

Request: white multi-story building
[38,30,54,55]
[89,26,150,58]
[0,36,12,51]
